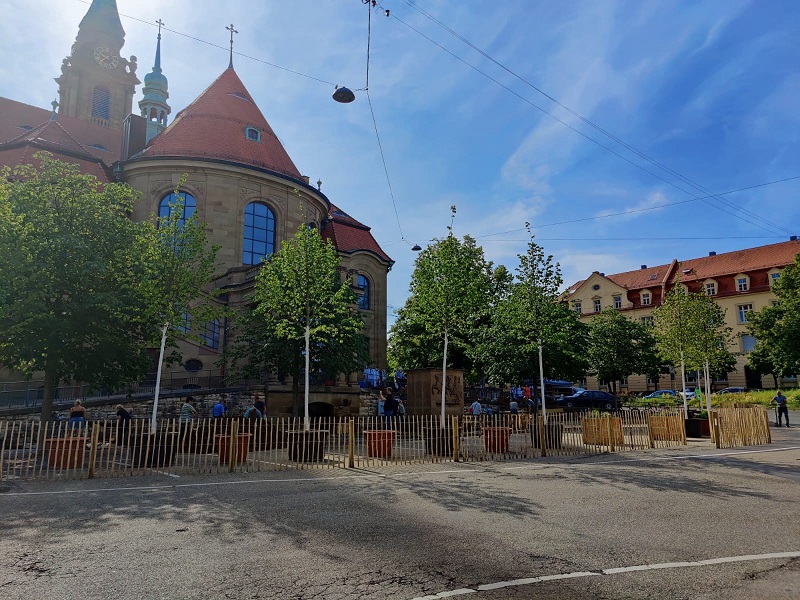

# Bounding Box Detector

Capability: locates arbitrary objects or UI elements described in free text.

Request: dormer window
[245,127,261,142]
[735,274,749,292]
[770,271,781,286]
[705,281,716,296]
[641,291,651,306]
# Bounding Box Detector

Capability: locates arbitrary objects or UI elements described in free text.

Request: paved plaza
[1,425,798,600]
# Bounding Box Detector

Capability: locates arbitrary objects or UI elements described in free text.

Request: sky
[1,0,799,326]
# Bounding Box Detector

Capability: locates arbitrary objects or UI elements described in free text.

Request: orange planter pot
[216,433,252,464]
[46,437,87,469]
[484,426,511,453]
[364,430,395,458]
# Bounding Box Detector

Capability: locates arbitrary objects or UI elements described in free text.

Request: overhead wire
[392,1,795,236]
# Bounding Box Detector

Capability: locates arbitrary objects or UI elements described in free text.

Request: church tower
[54,0,140,130]
[138,23,171,143]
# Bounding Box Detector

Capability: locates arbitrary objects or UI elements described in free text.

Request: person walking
[772,390,790,427]
[380,387,397,427]
[180,396,198,424]
[212,398,227,419]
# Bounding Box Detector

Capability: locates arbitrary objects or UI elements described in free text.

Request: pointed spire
[153,18,164,73]
[226,23,238,69]
[77,0,125,48]
[139,18,171,143]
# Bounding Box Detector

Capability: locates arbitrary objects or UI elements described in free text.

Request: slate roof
[322,204,393,264]
[134,68,302,180]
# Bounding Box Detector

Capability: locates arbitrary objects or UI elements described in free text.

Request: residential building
[0,0,393,413]
[563,239,800,393]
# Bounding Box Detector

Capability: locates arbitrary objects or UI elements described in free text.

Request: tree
[388,207,495,425]
[139,178,221,432]
[587,308,661,395]
[0,153,153,426]
[747,254,800,384]
[229,225,368,428]
[653,284,735,415]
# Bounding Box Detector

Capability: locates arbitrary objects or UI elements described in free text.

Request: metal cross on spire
[156,18,164,40]
[225,23,238,68]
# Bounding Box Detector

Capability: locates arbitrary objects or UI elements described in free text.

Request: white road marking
[411,552,800,599]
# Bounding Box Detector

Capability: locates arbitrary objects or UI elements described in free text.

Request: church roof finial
[50,99,59,120]
[225,23,238,69]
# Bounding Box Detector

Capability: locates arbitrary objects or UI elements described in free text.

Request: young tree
[0,154,153,426]
[389,208,495,425]
[587,308,661,395]
[139,180,221,433]
[231,225,369,428]
[747,253,800,383]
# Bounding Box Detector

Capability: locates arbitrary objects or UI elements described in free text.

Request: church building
[0,0,393,413]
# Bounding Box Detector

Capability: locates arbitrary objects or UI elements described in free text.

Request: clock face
[93,45,119,69]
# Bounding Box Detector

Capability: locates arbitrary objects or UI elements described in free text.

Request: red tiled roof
[135,68,302,179]
[566,240,800,296]
[0,145,110,182]
[0,97,122,162]
[322,204,393,264]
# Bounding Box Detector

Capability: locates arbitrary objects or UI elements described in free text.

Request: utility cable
[392,3,793,236]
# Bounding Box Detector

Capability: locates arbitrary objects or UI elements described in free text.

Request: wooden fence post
[538,415,547,458]
[87,423,100,479]
[348,419,355,468]
[711,410,721,449]
[229,420,238,473]
[606,416,615,453]
[452,415,459,462]
[763,409,772,445]
[646,416,655,449]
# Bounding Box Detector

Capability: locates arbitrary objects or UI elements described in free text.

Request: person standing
[380,387,396,417]
[180,396,198,424]
[68,400,87,429]
[470,398,482,417]
[253,396,266,417]
[772,390,790,427]
[212,398,227,419]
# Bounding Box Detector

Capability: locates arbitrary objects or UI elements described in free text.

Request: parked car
[553,390,619,411]
[677,387,697,400]
[714,387,745,395]
[643,390,677,399]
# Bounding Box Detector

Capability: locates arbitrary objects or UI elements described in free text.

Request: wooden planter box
[685,418,711,438]
[582,417,623,446]
[364,430,395,458]
[483,426,512,453]
[288,429,329,462]
[45,437,87,469]
[216,433,253,465]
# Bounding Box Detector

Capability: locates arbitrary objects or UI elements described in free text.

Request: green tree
[229,225,368,427]
[587,308,661,395]
[653,284,735,415]
[0,154,153,426]
[139,179,222,432]
[747,254,800,384]
[388,208,495,424]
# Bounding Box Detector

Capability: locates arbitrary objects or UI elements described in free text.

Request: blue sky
[2,0,799,324]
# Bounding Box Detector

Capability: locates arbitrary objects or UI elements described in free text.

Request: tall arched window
[91,86,111,119]
[159,192,197,227]
[357,274,370,310]
[200,319,220,350]
[243,201,275,265]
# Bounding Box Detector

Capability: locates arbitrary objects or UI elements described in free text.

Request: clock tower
[55,0,140,131]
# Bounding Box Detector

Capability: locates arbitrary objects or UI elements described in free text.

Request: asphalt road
[1,426,798,600]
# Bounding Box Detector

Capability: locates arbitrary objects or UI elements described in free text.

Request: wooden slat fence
[0,409,721,482]
[711,406,771,449]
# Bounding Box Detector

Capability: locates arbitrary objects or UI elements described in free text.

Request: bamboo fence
[1,408,756,482]
[710,406,771,449]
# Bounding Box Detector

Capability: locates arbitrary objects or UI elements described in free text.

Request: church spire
[139,19,171,143]
[77,0,126,50]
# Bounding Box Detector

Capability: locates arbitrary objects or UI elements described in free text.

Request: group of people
[178,396,266,423]
[470,396,537,416]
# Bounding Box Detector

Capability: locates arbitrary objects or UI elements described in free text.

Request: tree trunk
[38,359,58,448]
[150,322,169,434]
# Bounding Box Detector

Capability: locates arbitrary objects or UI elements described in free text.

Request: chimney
[640,265,647,270]
[302,175,310,184]
[121,114,147,159]
[599,272,605,277]
[791,235,798,241]
[709,251,716,256]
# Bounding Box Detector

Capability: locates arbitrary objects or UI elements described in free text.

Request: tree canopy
[227,225,369,417]
[0,154,153,421]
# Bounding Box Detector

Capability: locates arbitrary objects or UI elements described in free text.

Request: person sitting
[68,400,87,430]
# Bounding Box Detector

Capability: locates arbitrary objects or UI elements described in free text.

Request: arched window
[356,274,370,310]
[200,319,220,350]
[159,191,196,228]
[91,86,111,119]
[243,201,275,265]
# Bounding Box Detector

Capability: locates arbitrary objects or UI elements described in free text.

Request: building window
[243,201,276,265]
[741,334,757,354]
[641,292,651,306]
[770,272,781,286]
[593,299,602,313]
[159,191,196,227]
[356,274,370,310]
[184,359,203,373]
[200,319,220,349]
[640,316,654,327]
[573,302,582,314]
[705,282,716,296]
[91,86,111,119]
[737,303,753,323]
[736,277,749,292]
[613,296,622,309]
[245,127,261,142]
[174,311,191,335]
